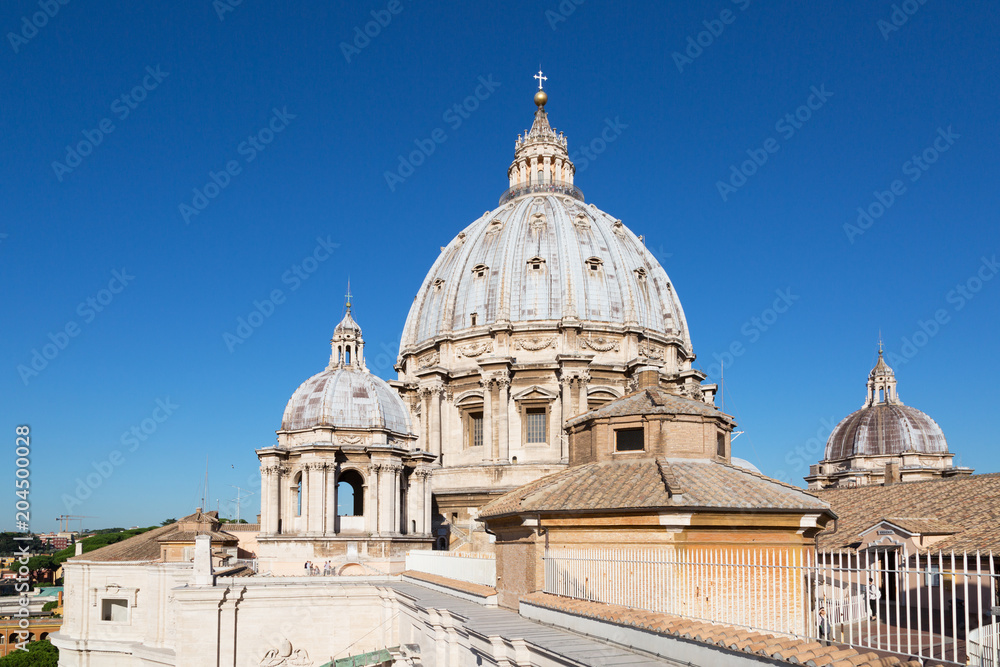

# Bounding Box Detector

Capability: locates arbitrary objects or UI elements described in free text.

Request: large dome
[824,403,948,460]
[400,195,690,352]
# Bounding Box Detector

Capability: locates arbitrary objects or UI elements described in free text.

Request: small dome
[825,403,948,460]
[282,298,412,436]
[281,367,411,435]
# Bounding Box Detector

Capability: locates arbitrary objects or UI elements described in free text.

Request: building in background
[806,346,972,489]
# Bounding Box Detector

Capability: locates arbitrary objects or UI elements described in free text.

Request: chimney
[884,461,901,485]
[75,542,83,556]
[193,534,214,586]
[634,366,661,391]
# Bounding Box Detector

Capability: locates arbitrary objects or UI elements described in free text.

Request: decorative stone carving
[485,218,503,235]
[573,212,590,230]
[456,231,467,245]
[458,341,493,357]
[514,336,555,351]
[638,343,664,360]
[417,351,440,369]
[579,336,619,352]
[337,435,363,445]
[259,639,312,666]
[480,371,510,389]
[612,219,627,239]
[529,212,547,231]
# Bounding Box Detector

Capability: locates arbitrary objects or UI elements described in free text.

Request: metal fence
[969,622,1000,667]
[542,547,999,666]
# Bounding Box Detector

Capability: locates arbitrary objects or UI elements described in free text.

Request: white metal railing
[543,547,999,666]
[969,622,1000,666]
[405,550,496,587]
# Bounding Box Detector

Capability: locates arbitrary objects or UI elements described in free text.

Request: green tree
[0,640,58,666]
[160,518,177,526]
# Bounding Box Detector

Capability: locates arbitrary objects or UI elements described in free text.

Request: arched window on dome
[586,256,604,272]
[345,346,352,365]
[337,345,342,364]
[879,388,884,403]
[472,264,489,278]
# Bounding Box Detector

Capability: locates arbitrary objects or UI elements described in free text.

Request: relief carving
[579,336,619,352]
[417,351,440,369]
[514,336,555,351]
[458,341,493,357]
[259,639,312,666]
[638,343,664,360]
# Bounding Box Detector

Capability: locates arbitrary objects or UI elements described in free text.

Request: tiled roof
[71,510,239,563]
[479,457,830,519]
[566,387,729,427]
[878,517,962,536]
[401,571,496,599]
[813,473,1000,553]
[521,592,939,667]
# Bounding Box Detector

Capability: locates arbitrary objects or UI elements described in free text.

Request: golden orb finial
[534,89,548,107]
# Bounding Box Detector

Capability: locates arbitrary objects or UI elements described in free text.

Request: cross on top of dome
[534,68,547,90]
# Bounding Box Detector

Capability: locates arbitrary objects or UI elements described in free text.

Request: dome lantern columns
[507,86,575,188]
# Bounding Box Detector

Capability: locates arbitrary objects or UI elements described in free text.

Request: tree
[0,640,58,666]
[160,518,177,526]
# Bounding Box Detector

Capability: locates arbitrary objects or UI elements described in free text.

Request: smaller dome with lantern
[806,344,972,489]
[280,295,412,438]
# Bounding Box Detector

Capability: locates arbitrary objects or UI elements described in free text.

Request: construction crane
[55,515,97,532]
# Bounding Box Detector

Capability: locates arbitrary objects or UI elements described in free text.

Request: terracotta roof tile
[71,509,239,563]
[565,387,733,427]
[813,473,1000,552]
[479,457,830,518]
[519,592,922,667]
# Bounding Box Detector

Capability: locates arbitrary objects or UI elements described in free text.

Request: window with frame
[717,432,726,457]
[468,411,484,448]
[615,427,644,452]
[524,408,547,444]
[101,598,129,622]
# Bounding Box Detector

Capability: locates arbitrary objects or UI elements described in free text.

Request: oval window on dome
[586,257,603,271]
[471,264,489,278]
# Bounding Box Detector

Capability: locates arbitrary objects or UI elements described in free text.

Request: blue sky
[2,0,997,531]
